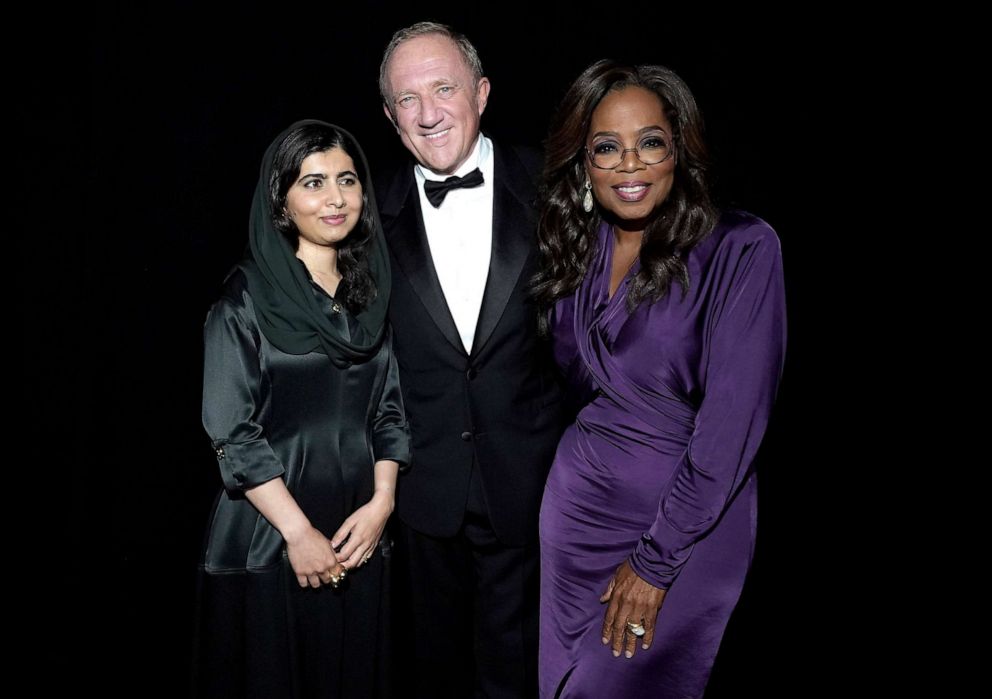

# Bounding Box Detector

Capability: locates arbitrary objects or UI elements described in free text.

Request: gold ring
[626,621,646,637]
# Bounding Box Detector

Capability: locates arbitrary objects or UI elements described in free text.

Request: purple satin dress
[539,211,786,698]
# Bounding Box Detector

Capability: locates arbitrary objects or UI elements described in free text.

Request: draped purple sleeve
[628,223,786,589]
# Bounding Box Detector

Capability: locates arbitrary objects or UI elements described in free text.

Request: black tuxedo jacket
[376,140,564,546]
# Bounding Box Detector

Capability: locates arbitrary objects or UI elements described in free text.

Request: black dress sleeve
[201,294,285,494]
[371,330,412,471]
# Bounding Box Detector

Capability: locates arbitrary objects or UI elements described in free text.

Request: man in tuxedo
[377,21,564,699]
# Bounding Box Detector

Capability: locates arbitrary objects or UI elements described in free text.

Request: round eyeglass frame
[584,135,676,170]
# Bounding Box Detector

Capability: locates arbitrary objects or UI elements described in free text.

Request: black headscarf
[242,119,390,367]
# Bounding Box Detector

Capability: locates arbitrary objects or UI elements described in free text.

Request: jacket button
[466,367,477,380]
[460,431,472,441]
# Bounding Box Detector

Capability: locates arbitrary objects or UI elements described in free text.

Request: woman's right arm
[202,294,345,588]
[244,478,345,588]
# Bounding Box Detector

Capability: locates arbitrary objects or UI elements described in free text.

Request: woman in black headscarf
[193,120,410,698]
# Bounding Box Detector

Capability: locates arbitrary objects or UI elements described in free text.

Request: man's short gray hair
[379,21,485,115]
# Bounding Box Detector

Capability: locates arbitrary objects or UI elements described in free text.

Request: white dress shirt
[414,135,494,353]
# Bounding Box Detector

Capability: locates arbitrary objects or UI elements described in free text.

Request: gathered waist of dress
[576,396,694,451]
[546,419,686,523]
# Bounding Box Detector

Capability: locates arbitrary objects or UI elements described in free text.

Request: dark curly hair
[269,123,377,312]
[533,60,718,331]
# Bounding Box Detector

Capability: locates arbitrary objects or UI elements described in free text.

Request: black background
[42,5,841,695]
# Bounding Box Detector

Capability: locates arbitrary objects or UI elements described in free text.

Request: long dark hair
[269,123,377,312]
[533,60,718,329]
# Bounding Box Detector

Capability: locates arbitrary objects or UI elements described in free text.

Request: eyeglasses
[585,132,675,170]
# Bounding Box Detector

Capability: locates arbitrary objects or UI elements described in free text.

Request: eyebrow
[590,125,669,139]
[392,78,460,101]
[296,170,359,182]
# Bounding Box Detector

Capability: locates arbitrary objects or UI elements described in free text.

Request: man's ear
[476,77,491,116]
[383,102,398,130]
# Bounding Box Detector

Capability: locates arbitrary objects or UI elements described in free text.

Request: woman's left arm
[332,458,399,569]
[603,223,787,657]
[332,330,411,569]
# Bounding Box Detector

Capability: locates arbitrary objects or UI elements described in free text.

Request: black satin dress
[193,264,410,699]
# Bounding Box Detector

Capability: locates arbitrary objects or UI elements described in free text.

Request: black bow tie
[423,168,485,207]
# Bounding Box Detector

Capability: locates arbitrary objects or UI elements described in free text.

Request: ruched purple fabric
[539,211,786,698]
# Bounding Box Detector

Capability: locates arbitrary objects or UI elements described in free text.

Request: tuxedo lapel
[471,143,536,357]
[380,168,467,356]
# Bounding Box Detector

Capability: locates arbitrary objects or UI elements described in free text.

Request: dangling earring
[582,179,594,213]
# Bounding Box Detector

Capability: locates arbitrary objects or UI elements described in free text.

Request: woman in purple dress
[532,61,786,697]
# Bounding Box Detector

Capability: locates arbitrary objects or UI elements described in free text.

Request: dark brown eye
[592,140,620,155]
